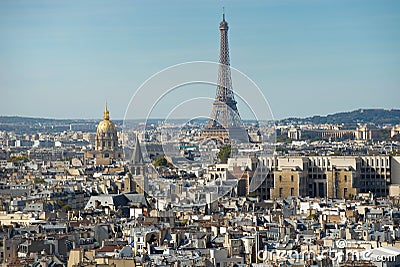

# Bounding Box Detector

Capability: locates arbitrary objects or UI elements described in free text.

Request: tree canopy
[153,156,169,167]
[218,145,231,164]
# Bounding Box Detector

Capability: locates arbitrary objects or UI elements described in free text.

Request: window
[344,188,348,197]
[344,175,347,182]
[279,175,282,182]
[279,188,283,198]
[291,175,294,182]
[291,188,294,196]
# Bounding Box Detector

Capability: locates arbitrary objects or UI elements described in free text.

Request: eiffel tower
[202,12,248,144]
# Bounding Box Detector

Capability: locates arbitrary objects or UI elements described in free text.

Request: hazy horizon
[1,107,399,122]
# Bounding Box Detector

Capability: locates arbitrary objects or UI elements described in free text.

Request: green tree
[61,205,71,211]
[33,178,45,184]
[218,145,231,164]
[391,150,400,156]
[153,156,168,167]
[9,155,29,163]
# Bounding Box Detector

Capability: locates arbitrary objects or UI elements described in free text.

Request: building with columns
[228,155,400,200]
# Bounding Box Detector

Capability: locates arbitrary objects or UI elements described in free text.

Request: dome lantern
[103,101,110,120]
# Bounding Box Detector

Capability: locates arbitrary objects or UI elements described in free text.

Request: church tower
[128,136,148,194]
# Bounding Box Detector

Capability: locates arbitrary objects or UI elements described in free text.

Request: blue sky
[0,0,399,120]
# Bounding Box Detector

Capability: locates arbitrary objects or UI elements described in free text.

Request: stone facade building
[240,155,400,200]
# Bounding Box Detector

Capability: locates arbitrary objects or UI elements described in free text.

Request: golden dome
[97,103,116,134]
[95,102,118,151]
[97,119,116,133]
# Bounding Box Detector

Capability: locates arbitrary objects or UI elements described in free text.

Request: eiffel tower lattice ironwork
[202,12,248,144]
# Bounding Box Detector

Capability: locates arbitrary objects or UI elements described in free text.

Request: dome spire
[104,101,110,120]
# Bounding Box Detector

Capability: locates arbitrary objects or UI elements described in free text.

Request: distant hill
[279,109,400,126]
[0,116,101,134]
[0,116,82,124]
[1,108,399,133]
